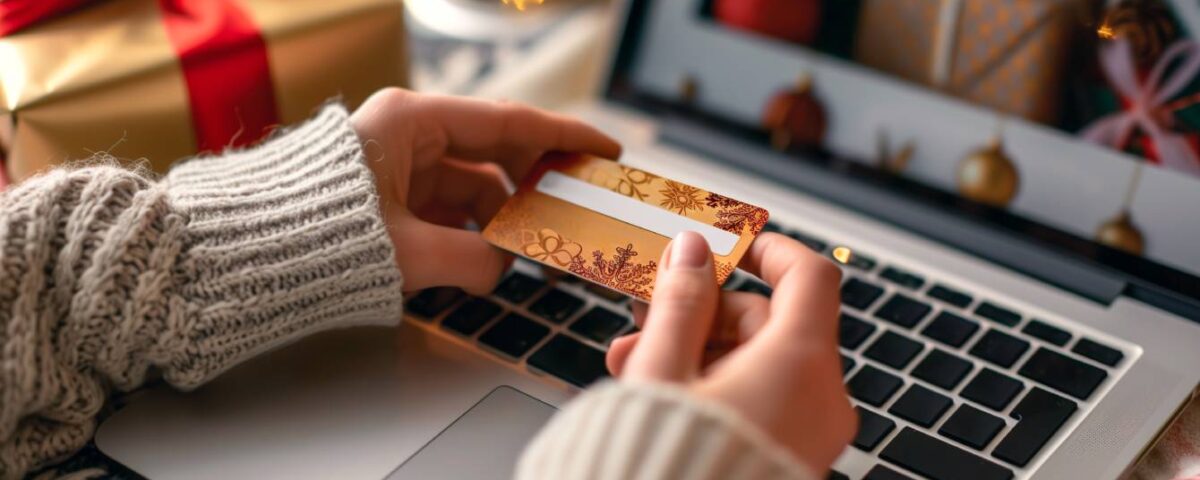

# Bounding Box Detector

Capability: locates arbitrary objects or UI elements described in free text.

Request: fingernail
[669,231,710,269]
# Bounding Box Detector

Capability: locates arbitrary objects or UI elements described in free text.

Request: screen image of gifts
[483,153,769,300]
[628,0,1200,277]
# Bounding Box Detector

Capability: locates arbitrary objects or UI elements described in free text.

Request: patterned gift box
[0,0,408,185]
[854,0,1075,124]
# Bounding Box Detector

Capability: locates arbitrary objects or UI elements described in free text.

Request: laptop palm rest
[387,386,556,480]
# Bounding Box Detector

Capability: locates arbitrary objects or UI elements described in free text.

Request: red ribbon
[158,0,279,152]
[1,0,280,167]
[0,0,93,36]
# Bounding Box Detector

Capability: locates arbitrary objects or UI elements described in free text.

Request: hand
[350,88,621,294]
[606,231,856,472]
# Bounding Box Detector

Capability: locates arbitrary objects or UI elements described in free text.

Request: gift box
[854,0,1074,124]
[0,0,408,185]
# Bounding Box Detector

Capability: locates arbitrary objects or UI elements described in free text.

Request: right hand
[606,231,856,473]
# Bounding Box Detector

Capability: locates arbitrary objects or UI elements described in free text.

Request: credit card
[482,152,769,300]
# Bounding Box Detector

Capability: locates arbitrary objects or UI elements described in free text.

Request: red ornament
[714,0,821,45]
[762,75,827,150]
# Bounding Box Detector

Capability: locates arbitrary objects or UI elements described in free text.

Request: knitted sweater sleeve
[0,105,404,477]
[517,381,820,480]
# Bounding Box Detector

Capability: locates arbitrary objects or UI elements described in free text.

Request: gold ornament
[1095,163,1146,255]
[1096,210,1145,254]
[957,137,1019,207]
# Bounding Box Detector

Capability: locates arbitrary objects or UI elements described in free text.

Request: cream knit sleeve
[517,381,820,480]
[0,104,403,477]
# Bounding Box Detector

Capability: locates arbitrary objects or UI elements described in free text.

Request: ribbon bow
[1082,38,1200,175]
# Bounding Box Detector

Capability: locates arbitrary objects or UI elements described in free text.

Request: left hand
[350,88,621,294]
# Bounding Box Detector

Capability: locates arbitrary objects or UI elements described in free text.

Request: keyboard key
[864,331,924,370]
[912,349,973,391]
[1022,319,1071,346]
[827,471,850,480]
[762,222,784,234]
[585,283,628,303]
[786,229,827,252]
[839,313,876,350]
[528,288,585,324]
[928,284,973,308]
[864,465,914,480]
[479,313,550,359]
[528,334,608,387]
[569,307,629,344]
[874,294,932,328]
[881,428,1013,480]
[841,354,856,375]
[975,302,1021,327]
[406,287,464,319]
[735,279,774,297]
[992,387,1077,467]
[880,266,925,290]
[1018,348,1107,400]
[961,369,1024,412]
[1073,338,1124,367]
[841,278,884,311]
[889,384,952,427]
[853,406,895,451]
[921,311,979,347]
[939,405,1006,450]
[969,330,1030,368]
[493,272,545,305]
[848,365,904,406]
[441,297,503,336]
[843,251,878,271]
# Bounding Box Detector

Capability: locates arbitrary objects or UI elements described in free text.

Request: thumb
[623,231,719,382]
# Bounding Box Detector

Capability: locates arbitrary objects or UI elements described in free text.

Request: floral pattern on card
[520,228,583,267]
[569,243,658,299]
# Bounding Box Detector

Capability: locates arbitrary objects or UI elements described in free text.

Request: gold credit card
[482,152,770,300]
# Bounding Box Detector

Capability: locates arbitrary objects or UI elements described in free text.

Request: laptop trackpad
[387,386,556,480]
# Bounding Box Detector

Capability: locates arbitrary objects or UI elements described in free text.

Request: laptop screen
[604,0,1200,304]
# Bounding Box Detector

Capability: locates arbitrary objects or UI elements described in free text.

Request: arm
[0,89,620,477]
[0,105,403,476]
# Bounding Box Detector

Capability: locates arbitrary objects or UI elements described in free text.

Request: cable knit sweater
[0,105,815,480]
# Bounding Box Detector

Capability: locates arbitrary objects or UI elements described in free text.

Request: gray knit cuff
[163,105,404,388]
[517,381,819,480]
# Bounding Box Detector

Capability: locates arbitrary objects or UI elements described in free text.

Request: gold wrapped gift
[854,0,1074,124]
[0,0,407,183]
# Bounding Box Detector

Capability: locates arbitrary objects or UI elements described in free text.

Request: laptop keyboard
[403,221,1131,479]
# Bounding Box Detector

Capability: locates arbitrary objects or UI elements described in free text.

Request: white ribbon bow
[1082,38,1200,175]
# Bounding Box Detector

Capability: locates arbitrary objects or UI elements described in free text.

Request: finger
[410,94,622,180]
[739,232,843,344]
[623,231,720,382]
[431,160,510,225]
[605,332,641,377]
[712,292,771,347]
[391,218,509,295]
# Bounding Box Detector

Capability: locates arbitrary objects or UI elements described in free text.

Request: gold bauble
[1096,210,1145,255]
[957,140,1019,207]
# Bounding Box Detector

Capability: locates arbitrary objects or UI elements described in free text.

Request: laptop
[96,1,1200,479]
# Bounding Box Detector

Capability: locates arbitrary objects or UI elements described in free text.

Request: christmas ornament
[1095,163,1146,254]
[714,0,821,45]
[1099,0,1177,68]
[1096,211,1145,254]
[762,74,827,151]
[957,133,1019,207]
